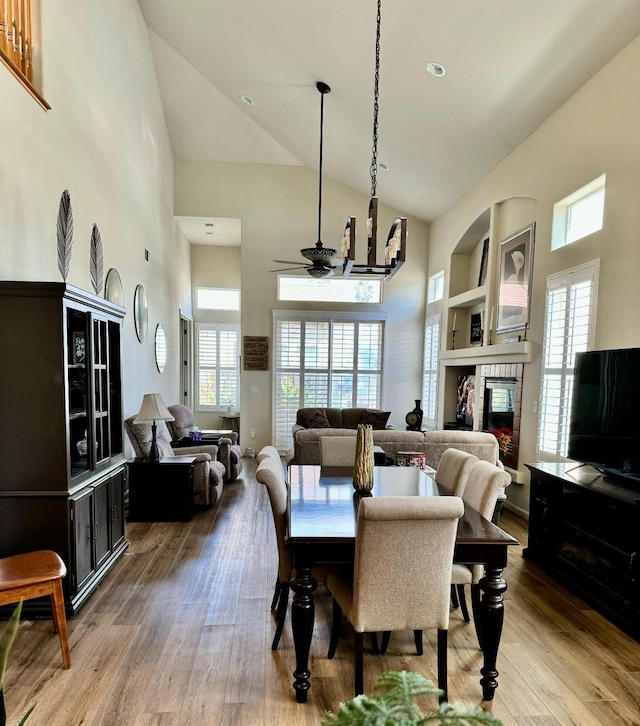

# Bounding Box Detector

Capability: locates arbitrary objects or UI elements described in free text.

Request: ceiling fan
[271,81,339,278]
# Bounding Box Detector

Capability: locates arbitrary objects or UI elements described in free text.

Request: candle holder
[451,328,457,350]
[480,328,485,346]
[522,322,529,341]
[488,327,493,346]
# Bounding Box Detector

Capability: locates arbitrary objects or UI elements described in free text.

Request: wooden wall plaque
[243,336,269,370]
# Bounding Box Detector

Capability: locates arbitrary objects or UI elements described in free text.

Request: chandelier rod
[316,81,330,248]
[370,0,381,198]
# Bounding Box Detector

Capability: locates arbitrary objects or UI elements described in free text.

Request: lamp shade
[134,393,174,423]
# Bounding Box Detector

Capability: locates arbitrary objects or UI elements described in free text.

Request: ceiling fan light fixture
[301,242,336,262]
[306,264,334,278]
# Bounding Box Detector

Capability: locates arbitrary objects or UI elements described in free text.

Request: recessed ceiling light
[240,95,254,105]
[426,62,446,77]
[379,162,390,171]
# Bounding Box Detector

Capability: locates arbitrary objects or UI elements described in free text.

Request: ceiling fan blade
[273,259,310,266]
[270,265,308,272]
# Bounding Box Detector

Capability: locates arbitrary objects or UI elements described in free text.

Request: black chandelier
[341,0,407,280]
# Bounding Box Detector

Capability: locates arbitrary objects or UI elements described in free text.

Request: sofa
[167,404,244,483]
[287,407,501,470]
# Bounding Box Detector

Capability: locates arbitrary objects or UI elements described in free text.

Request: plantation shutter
[537,262,598,458]
[196,324,240,411]
[422,314,441,429]
[273,314,384,451]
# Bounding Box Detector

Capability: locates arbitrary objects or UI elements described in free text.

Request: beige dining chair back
[326,495,464,699]
[435,448,479,497]
[255,457,291,650]
[256,445,282,466]
[450,460,511,646]
[319,436,357,466]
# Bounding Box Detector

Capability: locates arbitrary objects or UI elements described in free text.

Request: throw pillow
[298,408,331,429]
[360,409,391,430]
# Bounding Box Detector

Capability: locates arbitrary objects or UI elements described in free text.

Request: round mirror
[134,284,148,342]
[104,268,124,306]
[155,323,167,373]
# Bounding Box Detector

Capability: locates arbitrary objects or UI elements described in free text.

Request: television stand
[524,462,640,642]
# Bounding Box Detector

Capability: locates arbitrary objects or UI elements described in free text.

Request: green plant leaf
[0,601,23,691]
[322,670,503,726]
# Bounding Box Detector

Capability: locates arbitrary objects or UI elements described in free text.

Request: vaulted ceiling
[140,0,640,226]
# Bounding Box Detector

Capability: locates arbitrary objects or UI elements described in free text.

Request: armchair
[124,416,225,507]
[167,404,244,483]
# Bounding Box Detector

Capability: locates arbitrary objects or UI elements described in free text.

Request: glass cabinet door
[67,309,90,478]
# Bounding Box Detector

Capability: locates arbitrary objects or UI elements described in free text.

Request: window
[273,312,385,450]
[196,288,240,310]
[551,174,606,250]
[421,314,441,429]
[427,271,444,303]
[195,324,240,411]
[537,261,599,459]
[277,276,382,303]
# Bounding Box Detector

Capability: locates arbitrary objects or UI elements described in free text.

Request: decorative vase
[405,399,423,431]
[353,424,374,492]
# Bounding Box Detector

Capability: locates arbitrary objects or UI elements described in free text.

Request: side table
[220,414,240,443]
[126,456,196,522]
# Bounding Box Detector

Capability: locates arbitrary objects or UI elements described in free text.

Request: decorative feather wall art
[89,223,104,296]
[56,190,74,281]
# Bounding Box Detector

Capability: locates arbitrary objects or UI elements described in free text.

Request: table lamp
[134,393,175,463]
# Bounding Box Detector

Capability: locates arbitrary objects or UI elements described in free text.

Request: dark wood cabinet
[524,462,640,642]
[127,457,196,522]
[0,282,128,616]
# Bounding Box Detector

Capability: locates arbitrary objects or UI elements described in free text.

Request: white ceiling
[140,0,640,236]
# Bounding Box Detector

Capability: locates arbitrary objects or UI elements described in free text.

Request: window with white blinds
[422,314,441,429]
[273,313,384,451]
[537,261,599,459]
[195,324,240,412]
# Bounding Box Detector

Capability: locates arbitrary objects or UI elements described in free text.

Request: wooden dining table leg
[478,564,507,712]
[290,546,317,703]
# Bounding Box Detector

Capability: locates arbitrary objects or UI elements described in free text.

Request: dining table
[286,464,519,709]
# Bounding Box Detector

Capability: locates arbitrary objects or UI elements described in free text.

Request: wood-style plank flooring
[4,460,640,725]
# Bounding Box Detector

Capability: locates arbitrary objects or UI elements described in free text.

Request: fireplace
[475,363,523,469]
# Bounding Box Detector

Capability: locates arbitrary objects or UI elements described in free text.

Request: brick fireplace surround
[474,363,523,470]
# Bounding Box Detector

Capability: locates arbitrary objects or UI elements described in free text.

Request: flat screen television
[568,347,640,485]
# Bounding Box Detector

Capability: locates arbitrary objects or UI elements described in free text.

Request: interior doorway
[179,313,193,408]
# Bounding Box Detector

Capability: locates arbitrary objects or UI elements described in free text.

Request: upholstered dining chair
[450,460,511,646]
[255,456,294,649]
[435,448,479,497]
[318,436,358,466]
[326,496,464,699]
[256,445,282,466]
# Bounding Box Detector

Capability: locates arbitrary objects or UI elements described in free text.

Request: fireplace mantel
[440,341,533,367]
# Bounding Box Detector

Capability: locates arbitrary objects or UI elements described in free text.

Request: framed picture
[72,331,86,364]
[497,223,535,333]
[470,312,482,344]
[243,335,269,370]
[477,238,489,287]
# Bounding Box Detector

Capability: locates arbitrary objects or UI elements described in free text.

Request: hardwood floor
[4,460,640,725]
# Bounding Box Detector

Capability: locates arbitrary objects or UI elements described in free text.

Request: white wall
[0,0,189,453]
[428,37,640,516]
[176,161,430,450]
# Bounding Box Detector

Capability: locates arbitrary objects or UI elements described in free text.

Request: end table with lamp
[133,393,175,463]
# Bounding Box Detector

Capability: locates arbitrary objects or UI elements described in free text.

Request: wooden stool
[0,551,71,668]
